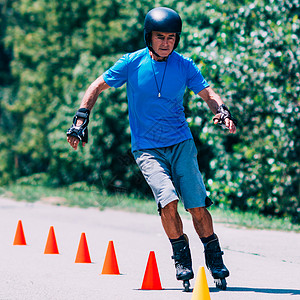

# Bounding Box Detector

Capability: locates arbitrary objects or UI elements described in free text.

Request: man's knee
[187,206,209,218]
[161,200,179,216]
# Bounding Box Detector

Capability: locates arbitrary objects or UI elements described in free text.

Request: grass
[1,184,299,232]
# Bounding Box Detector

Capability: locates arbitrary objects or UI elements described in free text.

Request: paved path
[0,197,299,300]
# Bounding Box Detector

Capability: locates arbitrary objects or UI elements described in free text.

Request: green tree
[0,0,17,184]
[181,0,300,222]
[1,0,299,223]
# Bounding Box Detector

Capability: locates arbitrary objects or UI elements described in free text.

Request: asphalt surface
[0,197,300,300]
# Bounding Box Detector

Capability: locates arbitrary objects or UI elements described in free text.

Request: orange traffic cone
[75,233,91,263]
[101,240,120,275]
[191,266,211,300]
[13,220,27,245]
[141,251,162,290]
[44,226,59,254]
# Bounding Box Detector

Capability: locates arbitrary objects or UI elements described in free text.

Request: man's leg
[188,206,229,289]
[161,200,194,285]
[160,200,183,239]
[187,206,214,238]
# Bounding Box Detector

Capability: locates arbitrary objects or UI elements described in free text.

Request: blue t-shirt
[103,48,209,151]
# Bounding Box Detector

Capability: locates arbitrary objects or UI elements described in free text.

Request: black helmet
[144,7,182,53]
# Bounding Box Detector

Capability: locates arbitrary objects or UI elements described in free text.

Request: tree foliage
[0,0,299,222]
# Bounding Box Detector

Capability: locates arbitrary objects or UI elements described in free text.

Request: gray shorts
[133,139,213,211]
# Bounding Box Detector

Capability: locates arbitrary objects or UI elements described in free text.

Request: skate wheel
[183,280,190,292]
[215,278,227,290]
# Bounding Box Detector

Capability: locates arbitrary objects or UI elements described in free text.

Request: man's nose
[162,38,168,46]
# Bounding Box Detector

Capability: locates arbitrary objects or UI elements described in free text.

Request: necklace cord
[151,58,168,98]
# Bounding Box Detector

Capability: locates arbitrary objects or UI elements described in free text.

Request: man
[67,7,236,291]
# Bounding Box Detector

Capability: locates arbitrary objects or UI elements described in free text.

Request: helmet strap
[148,44,161,58]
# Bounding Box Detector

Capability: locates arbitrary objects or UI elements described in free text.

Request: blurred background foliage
[0,0,299,222]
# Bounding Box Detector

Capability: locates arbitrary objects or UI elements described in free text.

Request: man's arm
[79,75,110,111]
[198,86,236,134]
[67,75,111,150]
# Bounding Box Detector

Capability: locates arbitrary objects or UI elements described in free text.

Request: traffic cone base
[44,226,59,254]
[191,266,211,300]
[13,220,27,245]
[75,233,91,263]
[141,251,162,290]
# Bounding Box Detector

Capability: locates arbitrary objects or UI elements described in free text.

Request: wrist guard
[66,108,90,143]
[213,104,238,129]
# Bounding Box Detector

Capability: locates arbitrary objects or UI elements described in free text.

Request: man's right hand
[66,108,90,150]
[67,135,85,150]
[67,117,87,150]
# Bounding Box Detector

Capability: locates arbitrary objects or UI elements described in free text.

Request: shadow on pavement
[210,287,300,295]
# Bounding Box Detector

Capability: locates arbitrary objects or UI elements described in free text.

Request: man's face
[151,31,176,58]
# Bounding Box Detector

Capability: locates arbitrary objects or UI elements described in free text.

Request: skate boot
[171,234,194,292]
[204,235,229,290]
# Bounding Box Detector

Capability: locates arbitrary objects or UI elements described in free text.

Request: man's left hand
[213,116,236,134]
[212,104,237,134]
